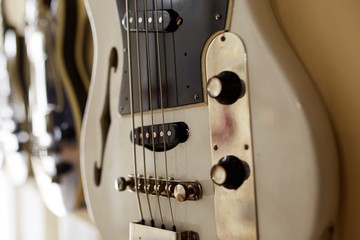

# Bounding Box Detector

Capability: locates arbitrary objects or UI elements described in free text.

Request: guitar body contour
[82,0,339,239]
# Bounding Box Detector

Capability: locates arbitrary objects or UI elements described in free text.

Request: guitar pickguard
[117,0,229,114]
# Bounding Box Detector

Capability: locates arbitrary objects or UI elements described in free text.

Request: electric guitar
[82,0,339,239]
[25,0,91,216]
[0,0,32,185]
[2,28,33,185]
[0,0,10,169]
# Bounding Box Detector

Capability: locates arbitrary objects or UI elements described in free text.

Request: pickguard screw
[194,94,199,100]
[215,13,222,20]
[176,17,183,26]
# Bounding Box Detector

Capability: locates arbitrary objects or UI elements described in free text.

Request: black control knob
[211,155,250,190]
[207,71,245,105]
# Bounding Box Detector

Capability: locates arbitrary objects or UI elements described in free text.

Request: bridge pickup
[129,223,199,240]
[130,122,189,151]
[122,10,182,33]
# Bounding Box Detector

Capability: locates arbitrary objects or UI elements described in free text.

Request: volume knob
[211,155,250,190]
[207,71,245,105]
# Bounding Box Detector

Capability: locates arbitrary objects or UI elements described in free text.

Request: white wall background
[0,172,102,240]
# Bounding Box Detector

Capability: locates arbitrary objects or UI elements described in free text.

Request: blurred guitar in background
[0,0,32,186]
[24,0,92,216]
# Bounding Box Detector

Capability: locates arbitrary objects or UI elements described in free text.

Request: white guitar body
[82,0,339,239]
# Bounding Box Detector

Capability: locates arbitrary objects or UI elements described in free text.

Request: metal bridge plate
[129,223,199,240]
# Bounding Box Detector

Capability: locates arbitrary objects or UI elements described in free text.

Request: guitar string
[125,0,144,222]
[134,0,154,223]
[143,0,165,227]
[154,0,176,229]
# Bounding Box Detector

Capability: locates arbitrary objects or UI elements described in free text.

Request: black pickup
[122,10,182,32]
[130,122,189,151]
[117,0,229,115]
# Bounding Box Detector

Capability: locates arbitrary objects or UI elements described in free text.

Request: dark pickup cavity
[130,122,189,151]
[122,10,182,33]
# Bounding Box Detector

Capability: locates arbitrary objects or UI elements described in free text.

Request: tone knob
[207,71,245,105]
[211,155,250,190]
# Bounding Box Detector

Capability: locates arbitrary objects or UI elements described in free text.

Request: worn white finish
[230,1,339,239]
[81,0,339,239]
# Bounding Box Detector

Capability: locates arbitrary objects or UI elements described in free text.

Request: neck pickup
[130,122,189,152]
[122,10,182,33]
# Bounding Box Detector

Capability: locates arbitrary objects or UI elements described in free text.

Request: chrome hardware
[115,175,202,202]
[115,177,135,192]
[173,184,197,202]
[205,32,258,238]
[129,223,199,240]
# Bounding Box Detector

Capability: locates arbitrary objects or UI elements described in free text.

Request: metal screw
[115,177,134,192]
[215,13,222,20]
[174,184,187,202]
[146,176,155,193]
[156,179,165,193]
[194,94,199,100]
[176,17,183,26]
